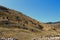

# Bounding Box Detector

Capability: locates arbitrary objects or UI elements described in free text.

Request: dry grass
[0,6,60,40]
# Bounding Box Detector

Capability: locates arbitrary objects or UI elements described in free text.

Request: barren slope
[0,6,60,40]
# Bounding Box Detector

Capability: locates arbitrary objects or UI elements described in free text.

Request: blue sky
[0,0,60,22]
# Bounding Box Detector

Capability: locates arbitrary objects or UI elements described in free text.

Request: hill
[0,6,60,40]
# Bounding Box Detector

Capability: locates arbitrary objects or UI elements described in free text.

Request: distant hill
[46,21,60,24]
[46,21,60,29]
[0,6,60,40]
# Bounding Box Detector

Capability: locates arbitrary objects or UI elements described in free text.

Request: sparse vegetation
[0,6,60,40]
[38,25,43,30]
[16,16,22,21]
[0,6,8,10]
[24,21,28,24]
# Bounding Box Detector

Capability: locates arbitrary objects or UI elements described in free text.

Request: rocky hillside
[0,6,60,40]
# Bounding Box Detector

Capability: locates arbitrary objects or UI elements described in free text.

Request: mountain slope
[46,22,60,33]
[0,6,60,40]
